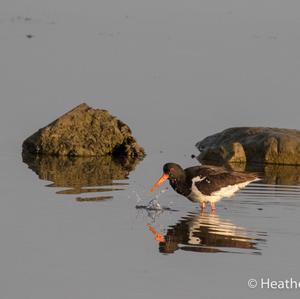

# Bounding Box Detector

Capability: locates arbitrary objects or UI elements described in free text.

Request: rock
[196,127,300,165]
[22,103,145,159]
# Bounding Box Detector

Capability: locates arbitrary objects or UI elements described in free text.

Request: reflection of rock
[22,153,140,201]
[238,164,300,185]
[150,211,265,254]
[262,165,300,185]
[196,127,300,165]
[22,103,145,159]
[220,162,300,186]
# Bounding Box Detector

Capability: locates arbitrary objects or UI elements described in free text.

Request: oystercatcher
[150,163,258,211]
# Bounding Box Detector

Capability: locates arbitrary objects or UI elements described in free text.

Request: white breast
[188,176,256,203]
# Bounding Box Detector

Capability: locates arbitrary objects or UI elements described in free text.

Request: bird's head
[150,163,184,192]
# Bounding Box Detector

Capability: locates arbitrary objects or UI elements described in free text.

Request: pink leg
[210,202,216,211]
[200,202,206,211]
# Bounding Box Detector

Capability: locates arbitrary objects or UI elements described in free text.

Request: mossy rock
[196,127,300,165]
[22,103,145,159]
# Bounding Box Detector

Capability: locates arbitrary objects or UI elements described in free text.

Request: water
[1,1,300,298]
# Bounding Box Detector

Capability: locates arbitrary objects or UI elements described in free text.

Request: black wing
[185,166,256,196]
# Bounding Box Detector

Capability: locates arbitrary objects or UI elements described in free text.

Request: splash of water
[146,198,162,210]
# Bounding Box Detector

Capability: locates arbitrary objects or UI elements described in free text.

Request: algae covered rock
[196,127,300,165]
[22,103,145,159]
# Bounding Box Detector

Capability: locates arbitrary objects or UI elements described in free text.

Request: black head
[163,163,184,180]
[150,162,185,192]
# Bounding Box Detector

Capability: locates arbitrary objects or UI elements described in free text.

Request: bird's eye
[169,173,174,179]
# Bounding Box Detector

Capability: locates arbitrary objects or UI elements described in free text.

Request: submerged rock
[196,127,300,165]
[22,103,145,159]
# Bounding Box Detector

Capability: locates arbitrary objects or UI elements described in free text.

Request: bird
[150,163,259,211]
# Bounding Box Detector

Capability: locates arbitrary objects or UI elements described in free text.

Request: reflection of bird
[147,224,165,242]
[151,163,258,211]
[147,211,263,254]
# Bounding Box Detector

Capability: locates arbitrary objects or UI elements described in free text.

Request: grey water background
[1,0,300,298]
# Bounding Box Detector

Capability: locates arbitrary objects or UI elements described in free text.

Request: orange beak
[147,224,165,243]
[150,173,168,192]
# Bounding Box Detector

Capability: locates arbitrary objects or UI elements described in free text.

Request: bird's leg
[210,202,216,211]
[200,202,206,211]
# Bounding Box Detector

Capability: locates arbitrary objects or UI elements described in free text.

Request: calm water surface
[1,1,300,298]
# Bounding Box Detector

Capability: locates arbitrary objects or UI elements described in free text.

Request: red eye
[169,168,175,179]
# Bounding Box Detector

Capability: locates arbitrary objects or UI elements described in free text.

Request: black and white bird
[150,163,258,211]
